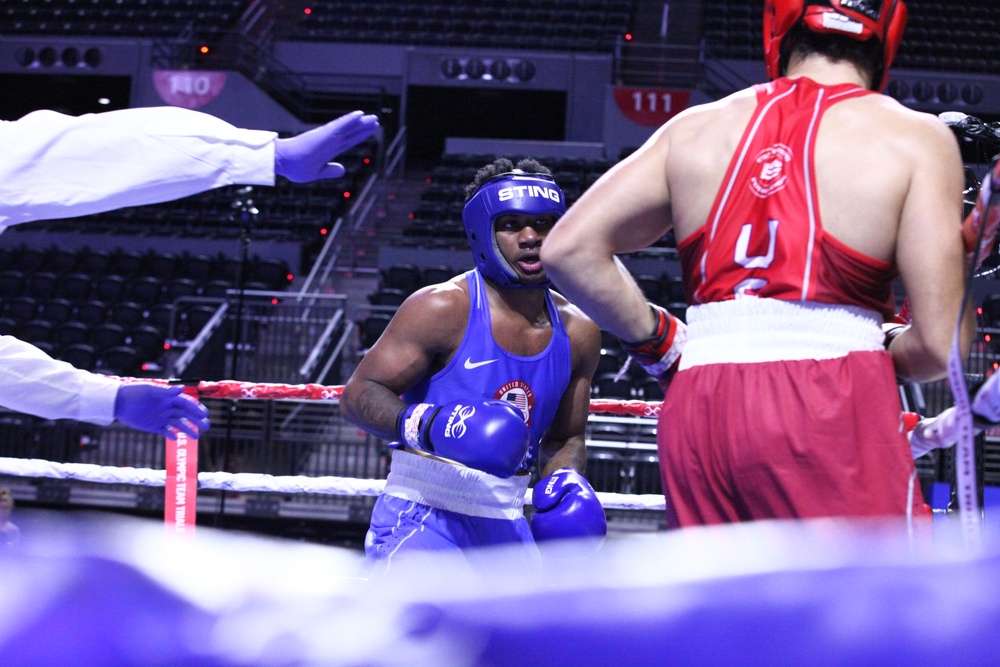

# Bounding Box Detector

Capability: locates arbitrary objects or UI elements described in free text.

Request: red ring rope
[118,377,663,417]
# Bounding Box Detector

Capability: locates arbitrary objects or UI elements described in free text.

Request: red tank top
[677,77,897,320]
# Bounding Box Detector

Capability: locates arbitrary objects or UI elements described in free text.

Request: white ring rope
[0,457,668,511]
[0,381,668,511]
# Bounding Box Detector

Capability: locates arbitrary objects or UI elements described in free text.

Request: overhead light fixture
[514,60,536,82]
[465,58,486,79]
[438,57,536,83]
[13,45,104,69]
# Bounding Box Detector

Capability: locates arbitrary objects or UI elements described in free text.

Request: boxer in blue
[340,158,606,575]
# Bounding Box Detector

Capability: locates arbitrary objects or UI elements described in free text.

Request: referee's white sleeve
[0,107,277,227]
[0,335,120,424]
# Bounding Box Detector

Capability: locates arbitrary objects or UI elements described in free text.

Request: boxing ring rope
[0,459,667,512]
[0,380,669,527]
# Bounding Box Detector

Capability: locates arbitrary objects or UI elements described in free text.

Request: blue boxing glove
[531,468,607,550]
[274,110,380,182]
[114,384,210,439]
[396,399,529,478]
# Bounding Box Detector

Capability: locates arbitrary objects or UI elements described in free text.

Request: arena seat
[0,270,25,297]
[164,278,200,303]
[128,324,166,361]
[593,372,633,400]
[382,264,422,294]
[422,265,454,286]
[57,342,97,371]
[92,275,127,304]
[74,300,108,328]
[89,322,127,352]
[368,288,407,307]
[145,252,180,282]
[359,313,393,351]
[55,273,93,302]
[101,344,143,375]
[635,376,665,401]
[16,319,53,345]
[177,254,214,283]
[596,348,625,376]
[23,271,58,301]
[179,304,219,341]
[108,250,145,279]
[635,274,665,305]
[128,276,163,306]
[78,249,112,276]
[981,293,1000,328]
[43,248,80,275]
[201,279,234,298]
[108,301,145,329]
[52,321,90,349]
[249,257,291,290]
[11,246,46,273]
[4,296,38,323]
[39,298,75,326]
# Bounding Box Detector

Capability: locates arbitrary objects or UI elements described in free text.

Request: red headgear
[764,0,908,91]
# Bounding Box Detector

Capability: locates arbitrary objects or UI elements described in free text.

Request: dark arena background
[2,2,1000,664]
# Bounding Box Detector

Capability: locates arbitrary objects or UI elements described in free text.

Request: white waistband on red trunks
[680,298,885,368]
[382,449,530,520]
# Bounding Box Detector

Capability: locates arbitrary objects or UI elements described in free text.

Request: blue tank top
[401,269,573,473]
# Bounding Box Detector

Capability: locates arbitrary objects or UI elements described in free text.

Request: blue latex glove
[114,384,210,439]
[273,110,380,182]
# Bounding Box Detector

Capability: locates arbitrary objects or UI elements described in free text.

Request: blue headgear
[462,170,566,288]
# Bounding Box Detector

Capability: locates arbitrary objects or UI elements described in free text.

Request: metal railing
[167,291,349,384]
[612,37,758,99]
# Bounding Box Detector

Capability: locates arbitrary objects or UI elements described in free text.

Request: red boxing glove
[962,162,1000,270]
[882,322,909,350]
[622,303,687,392]
[894,299,913,325]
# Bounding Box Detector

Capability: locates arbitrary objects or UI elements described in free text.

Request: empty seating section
[290,0,634,53]
[0,0,244,38]
[892,2,1000,73]
[0,243,292,375]
[702,0,1000,73]
[0,0,632,51]
[700,0,759,62]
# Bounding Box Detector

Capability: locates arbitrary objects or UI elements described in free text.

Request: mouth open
[518,257,543,274]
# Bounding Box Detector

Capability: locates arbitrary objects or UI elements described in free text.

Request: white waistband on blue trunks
[679,298,886,368]
[382,449,530,520]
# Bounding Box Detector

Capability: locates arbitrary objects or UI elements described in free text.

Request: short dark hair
[780,22,885,88]
[464,157,553,201]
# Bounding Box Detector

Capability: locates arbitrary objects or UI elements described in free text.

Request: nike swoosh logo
[464,357,498,370]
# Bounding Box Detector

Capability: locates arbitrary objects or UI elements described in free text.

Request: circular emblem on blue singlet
[495,380,534,426]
